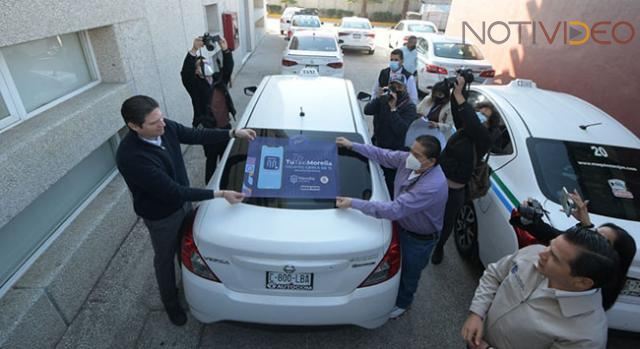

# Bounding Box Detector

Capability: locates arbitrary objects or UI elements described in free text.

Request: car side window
[467,91,514,156]
[396,23,404,31]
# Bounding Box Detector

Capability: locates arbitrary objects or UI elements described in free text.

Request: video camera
[202,32,221,51]
[518,198,547,225]
[443,68,474,89]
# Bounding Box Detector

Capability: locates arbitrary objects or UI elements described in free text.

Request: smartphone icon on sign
[258,145,284,190]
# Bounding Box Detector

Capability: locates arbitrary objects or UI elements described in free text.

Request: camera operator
[181,35,236,183]
[365,75,418,196]
[431,74,491,265]
[512,190,637,311]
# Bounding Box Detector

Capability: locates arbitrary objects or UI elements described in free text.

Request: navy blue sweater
[116,119,230,220]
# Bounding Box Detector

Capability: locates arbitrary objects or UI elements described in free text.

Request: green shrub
[370,12,401,23]
[325,8,337,18]
[266,4,283,14]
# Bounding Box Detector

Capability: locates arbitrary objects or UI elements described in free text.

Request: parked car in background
[279,7,303,35]
[181,72,399,329]
[388,20,438,49]
[415,34,494,93]
[281,31,344,77]
[287,15,323,40]
[336,17,376,55]
[452,79,640,333]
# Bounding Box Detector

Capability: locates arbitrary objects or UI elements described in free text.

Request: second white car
[281,31,344,77]
[336,17,376,55]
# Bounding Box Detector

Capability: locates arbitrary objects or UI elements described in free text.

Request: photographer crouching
[181,34,236,183]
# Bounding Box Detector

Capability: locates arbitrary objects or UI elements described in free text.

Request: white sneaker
[389,306,407,319]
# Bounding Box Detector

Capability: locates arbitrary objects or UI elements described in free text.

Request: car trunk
[193,201,389,296]
[284,50,341,75]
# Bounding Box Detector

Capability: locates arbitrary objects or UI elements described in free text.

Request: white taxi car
[281,31,344,77]
[279,7,303,35]
[388,20,438,49]
[336,17,376,55]
[181,71,399,329]
[286,14,322,40]
[416,35,494,93]
[452,79,640,332]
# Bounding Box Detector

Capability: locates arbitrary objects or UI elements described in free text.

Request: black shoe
[166,304,187,326]
[431,246,444,265]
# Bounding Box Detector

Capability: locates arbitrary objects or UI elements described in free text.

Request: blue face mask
[476,111,488,124]
[389,61,400,71]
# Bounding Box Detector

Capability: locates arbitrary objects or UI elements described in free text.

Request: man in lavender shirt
[336,135,448,319]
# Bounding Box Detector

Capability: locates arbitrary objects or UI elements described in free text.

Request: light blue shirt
[400,46,418,74]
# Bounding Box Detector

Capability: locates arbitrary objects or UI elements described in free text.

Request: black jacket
[365,94,417,151]
[116,119,230,220]
[439,96,491,184]
[377,67,412,88]
[180,50,236,128]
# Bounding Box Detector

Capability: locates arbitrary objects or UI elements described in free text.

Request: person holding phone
[364,75,418,196]
[181,35,236,182]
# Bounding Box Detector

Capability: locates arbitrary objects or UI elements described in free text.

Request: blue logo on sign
[264,156,280,170]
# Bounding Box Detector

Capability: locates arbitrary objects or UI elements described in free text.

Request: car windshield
[221,128,373,210]
[292,17,321,28]
[433,43,484,60]
[342,21,371,29]
[528,138,640,221]
[290,36,337,52]
[408,24,436,33]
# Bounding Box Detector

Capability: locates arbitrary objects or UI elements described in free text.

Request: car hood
[193,200,387,256]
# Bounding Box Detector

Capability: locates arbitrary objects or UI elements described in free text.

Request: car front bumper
[182,267,399,329]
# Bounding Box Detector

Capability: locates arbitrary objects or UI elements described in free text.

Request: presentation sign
[242,136,339,199]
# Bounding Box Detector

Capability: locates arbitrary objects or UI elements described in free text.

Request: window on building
[0,31,99,131]
[0,134,120,293]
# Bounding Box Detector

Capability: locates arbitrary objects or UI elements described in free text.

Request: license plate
[621,278,640,297]
[353,34,361,39]
[305,65,319,70]
[266,271,314,290]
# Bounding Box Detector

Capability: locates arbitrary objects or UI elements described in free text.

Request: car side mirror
[287,20,291,24]
[244,86,257,96]
[357,92,372,101]
[321,22,325,25]
[338,39,344,44]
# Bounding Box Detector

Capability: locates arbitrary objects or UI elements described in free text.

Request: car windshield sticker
[608,179,634,199]
[242,136,339,199]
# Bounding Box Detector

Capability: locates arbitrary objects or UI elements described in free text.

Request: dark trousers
[435,186,467,251]
[143,203,192,309]
[203,124,231,183]
[382,166,396,199]
[396,229,438,308]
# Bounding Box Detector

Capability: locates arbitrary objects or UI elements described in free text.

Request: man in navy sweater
[116,95,255,325]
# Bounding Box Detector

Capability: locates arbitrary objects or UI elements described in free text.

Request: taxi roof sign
[509,79,537,88]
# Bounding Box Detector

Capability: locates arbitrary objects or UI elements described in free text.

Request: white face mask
[405,153,422,171]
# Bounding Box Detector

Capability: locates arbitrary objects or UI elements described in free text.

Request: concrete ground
[49,18,640,349]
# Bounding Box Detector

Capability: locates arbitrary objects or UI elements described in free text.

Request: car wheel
[454,202,479,260]
[280,30,284,35]
[368,49,375,55]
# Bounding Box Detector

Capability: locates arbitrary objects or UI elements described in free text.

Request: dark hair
[391,48,404,60]
[599,223,637,310]
[431,81,451,101]
[563,227,620,308]
[475,102,500,128]
[408,35,417,41]
[415,135,441,163]
[121,95,159,127]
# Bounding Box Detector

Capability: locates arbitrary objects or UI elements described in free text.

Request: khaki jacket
[470,245,607,349]
[416,96,454,140]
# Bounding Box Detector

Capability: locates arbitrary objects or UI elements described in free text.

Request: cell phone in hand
[561,187,576,217]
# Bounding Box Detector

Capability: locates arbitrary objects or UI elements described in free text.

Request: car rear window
[528,138,640,221]
[408,24,436,33]
[220,128,373,210]
[290,36,337,52]
[292,17,321,28]
[343,21,371,29]
[433,43,484,60]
